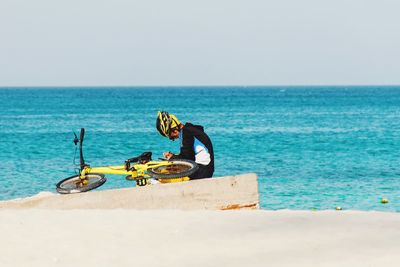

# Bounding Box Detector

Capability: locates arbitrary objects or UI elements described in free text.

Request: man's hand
[163,152,174,160]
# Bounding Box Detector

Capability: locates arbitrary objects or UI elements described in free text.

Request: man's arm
[171,129,195,161]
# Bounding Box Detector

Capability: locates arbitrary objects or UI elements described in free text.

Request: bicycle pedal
[136,177,147,186]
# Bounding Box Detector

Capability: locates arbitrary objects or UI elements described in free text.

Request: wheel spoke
[147,160,198,179]
[56,173,106,194]
[152,164,190,174]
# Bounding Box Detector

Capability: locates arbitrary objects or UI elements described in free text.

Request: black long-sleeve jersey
[171,123,214,174]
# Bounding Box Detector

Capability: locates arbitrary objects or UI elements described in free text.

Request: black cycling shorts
[189,164,214,180]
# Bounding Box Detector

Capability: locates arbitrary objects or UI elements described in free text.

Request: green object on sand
[381,198,389,204]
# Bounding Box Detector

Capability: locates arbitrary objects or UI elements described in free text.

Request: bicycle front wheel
[147,160,198,179]
[56,173,106,194]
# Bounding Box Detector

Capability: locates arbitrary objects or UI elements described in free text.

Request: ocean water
[0,86,399,211]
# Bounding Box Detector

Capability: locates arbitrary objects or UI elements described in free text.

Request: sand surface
[1,209,399,267]
[0,174,260,210]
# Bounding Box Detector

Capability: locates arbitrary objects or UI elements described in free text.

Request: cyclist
[156,111,214,179]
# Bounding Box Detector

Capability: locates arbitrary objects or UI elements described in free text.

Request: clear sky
[1,0,399,86]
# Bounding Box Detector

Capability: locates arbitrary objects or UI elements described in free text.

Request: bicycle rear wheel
[56,173,106,194]
[147,160,198,179]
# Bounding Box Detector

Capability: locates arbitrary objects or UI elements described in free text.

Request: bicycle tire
[56,173,106,194]
[147,159,198,179]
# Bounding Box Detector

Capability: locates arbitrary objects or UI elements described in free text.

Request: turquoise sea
[0,86,399,211]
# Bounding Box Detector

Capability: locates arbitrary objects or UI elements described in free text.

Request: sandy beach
[0,175,399,266]
[0,209,399,267]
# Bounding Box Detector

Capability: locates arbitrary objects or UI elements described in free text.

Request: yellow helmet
[156,111,181,138]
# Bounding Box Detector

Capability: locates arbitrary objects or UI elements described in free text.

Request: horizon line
[1,84,400,89]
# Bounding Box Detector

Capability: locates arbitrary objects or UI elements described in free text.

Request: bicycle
[56,128,198,194]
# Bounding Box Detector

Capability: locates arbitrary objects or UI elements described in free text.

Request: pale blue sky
[1,0,399,86]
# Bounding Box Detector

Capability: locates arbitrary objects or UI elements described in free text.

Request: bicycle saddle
[126,152,152,164]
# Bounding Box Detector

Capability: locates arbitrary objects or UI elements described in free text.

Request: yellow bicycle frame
[80,160,190,183]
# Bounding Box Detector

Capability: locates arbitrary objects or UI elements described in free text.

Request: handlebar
[79,128,85,144]
[79,128,86,171]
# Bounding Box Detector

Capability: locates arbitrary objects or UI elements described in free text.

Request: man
[156,111,214,179]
